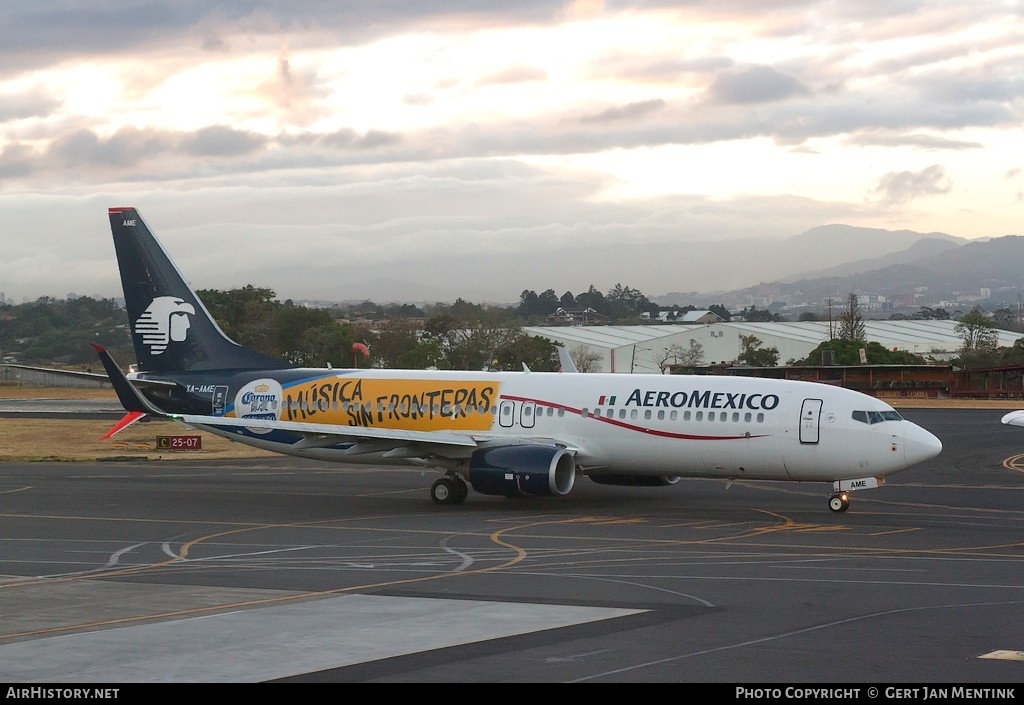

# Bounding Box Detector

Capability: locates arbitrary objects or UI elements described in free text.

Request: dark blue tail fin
[109,207,291,374]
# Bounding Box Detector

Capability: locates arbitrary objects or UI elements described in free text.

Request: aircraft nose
[904,422,942,467]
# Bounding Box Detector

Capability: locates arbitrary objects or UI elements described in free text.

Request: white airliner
[93,206,942,512]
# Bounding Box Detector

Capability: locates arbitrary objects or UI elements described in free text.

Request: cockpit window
[852,410,904,424]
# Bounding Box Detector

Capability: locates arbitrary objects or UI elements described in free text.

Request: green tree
[575,285,607,315]
[794,340,926,366]
[739,306,777,322]
[369,323,423,369]
[911,306,950,320]
[837,293,866,342]
[954,309,999,368]
[290,323,352,367]
[708,304,731,321]
[492,333,560,372]
[736,334,779,367]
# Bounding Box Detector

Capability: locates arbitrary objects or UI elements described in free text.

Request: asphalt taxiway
[1,408,1023,683]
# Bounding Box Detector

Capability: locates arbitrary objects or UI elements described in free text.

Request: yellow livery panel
[230,376,499,432]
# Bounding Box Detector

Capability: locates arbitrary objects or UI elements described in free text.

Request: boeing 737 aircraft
[93,206,942,512]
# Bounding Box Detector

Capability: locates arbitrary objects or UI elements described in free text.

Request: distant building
[679,310,723,324]
[546,307,610,326]
[523,320,1024,374]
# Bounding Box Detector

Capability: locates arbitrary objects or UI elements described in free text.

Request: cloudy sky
[2,1,1022,305]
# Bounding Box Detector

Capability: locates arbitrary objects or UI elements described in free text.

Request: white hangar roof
[523,320,1023,374]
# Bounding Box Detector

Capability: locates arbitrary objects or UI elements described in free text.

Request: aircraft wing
[1,362,110,382]
[174,412,580,462]
[175,412,479,450]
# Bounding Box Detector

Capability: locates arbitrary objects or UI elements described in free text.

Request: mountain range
[316,223,1023,311]
[653,226,1024,311]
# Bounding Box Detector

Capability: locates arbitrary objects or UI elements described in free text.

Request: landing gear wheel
[432,477,468,505]
[431,477,456,505]
[828,492,850,513]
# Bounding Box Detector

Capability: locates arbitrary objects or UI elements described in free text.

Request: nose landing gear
[828,491,850,513]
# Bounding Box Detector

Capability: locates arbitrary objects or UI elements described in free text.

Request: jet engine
[467,445,576,498]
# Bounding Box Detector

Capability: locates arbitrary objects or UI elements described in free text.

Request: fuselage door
[212,385,229,414]
[800,398,823,444]
[499,400,516,428]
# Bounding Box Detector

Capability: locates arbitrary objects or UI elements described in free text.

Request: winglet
[557,345,578,373]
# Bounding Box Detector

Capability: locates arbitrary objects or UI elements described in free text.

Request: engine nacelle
[467,445,576,498]
[588,474,681,487]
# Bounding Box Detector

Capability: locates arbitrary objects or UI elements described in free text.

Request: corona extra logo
[134,296,196,355]
[235,378,283,434]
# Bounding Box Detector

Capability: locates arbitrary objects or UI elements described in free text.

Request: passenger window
[657,410,665,420]
[708,412,715,421]
[756,412,764,422]
[744,412,752,422]
[696,411,703,421]
[683,410,691,421]
[644,410,652,420]
[670,410,677,420]
[619,409,626,419]
[630,409,638,420]
[732,412,739,422]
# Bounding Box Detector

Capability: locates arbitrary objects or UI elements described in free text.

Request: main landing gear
[828,491,850,513]
[431,476,469,505]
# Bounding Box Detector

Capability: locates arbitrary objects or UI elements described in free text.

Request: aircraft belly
[583,435,793,481]
[702,437,789,480]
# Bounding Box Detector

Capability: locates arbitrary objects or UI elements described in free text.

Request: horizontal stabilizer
[102,411,146,439]
[91,343,173,439]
